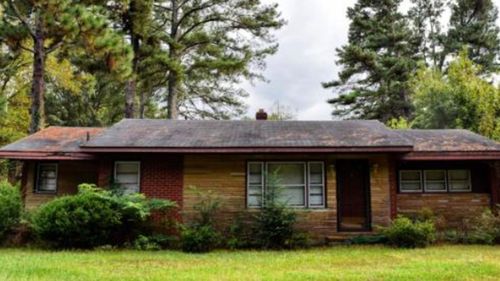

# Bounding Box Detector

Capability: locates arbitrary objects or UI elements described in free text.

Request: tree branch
[8,0,36,37]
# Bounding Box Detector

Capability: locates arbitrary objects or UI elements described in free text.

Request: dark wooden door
[336,160,371,231]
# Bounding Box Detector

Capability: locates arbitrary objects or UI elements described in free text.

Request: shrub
[180,187,222,253]
[382,216,436,248]
[32,184,176,249]
[0,181,22,240]
[250,173,305,249]
[456,209,500,245]
[133,234,175,251]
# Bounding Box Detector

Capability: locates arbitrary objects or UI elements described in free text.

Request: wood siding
[24,160,98,209]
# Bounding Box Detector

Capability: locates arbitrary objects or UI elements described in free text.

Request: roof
[0,119,499,159]
[0,127,104,160]
[81,119,413,153]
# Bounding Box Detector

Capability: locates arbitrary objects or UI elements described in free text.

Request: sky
[242,0,500,120]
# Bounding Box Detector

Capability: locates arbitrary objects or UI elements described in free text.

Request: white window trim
[246,161,325,209]
[399,170,422,193]
[308,161,325,208]
[35,163,58,194]
[247,162,264,208]
[447,169,472,192]
[114,161,141,192]
[266,161,307,208]
[423,170,448,193]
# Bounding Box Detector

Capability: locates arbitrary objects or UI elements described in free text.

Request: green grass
[0,245,499,281]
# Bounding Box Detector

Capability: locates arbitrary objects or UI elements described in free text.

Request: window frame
[35,162,58,194]
[447,169,472,192]
[423,169,448,193]
[398,168,473,193]
[246,161,325,209]
[114,161,141,193]
[398,170,423,193]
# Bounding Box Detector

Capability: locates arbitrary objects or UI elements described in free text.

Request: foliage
[346,234,388,245]
[323,0,418,122]
[133,234,175,251]
[180,187,222,253]
[382,216,436,248]
[411,51,500,140]
[445,0,500,74]
[443,209,500,245]
[386,117,411,129]
[0,181,22,240]
[250,173,306,249]
[32,184,176,249]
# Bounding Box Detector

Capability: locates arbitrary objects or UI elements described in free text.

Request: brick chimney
[255,109,268,120]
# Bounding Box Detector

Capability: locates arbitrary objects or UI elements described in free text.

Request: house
[1,111,499,241]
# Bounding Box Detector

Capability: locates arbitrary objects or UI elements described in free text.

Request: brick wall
[141,156,184,208]
[183,154,392,241]
[397,193,490,227]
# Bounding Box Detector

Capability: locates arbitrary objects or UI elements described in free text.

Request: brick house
[1,114,499,241]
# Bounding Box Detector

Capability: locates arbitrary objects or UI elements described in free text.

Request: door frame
[336,159,372,232]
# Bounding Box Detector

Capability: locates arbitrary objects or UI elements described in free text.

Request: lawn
[0,245,499,281]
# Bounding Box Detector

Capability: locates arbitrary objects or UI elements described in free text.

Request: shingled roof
[0,119,499,159]
[0,127,104,160]
[81,119,413,152]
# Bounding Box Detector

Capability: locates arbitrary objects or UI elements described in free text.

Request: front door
[336,160,371,231]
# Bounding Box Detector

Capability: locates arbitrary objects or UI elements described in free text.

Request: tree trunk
[29,16,45,134]
[167,71,178,119]
[125,80,136,118]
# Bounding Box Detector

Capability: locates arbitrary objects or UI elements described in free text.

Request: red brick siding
[141,156,184,207]
[97,159,113,187]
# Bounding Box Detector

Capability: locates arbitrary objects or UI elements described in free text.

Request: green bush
[0,181,22,240]
[32,184,176,249]
[181,224,220,253]
[382,216,436,248]
[250,173,306,249]
[133,234,175,251]
[180,188,222,253]
[455,209,500,245]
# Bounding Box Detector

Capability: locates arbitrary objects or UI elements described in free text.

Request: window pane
[116,162,139,173]
[425,170,445,181]
[401,182,421,191]
[309,163,323,184]
[309,194,323,206]
[279,186,305,206]
[248,185,262,196]
[401,171,420,181]
[248,163,263,184]
[449,181,470,191]
[448,170,469,181]
[37,164,57,192]
[310,185,323,195]
[268,163,305,185]
[116,174,139,184]
[248,195,262,207]
[120,183,140,194]
[426,182,446,191]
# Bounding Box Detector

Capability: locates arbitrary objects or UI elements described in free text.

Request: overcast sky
[243,0,500,120]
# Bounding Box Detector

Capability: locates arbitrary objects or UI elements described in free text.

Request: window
[36,163,58,193]
[114,161,141,194]
[247,161,325,208]
[424,170,447,192]
[448,170,471,192]
[399,170,422,192]
[399,169,472,193]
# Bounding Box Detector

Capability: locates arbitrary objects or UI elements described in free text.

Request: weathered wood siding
[24,160,98,209]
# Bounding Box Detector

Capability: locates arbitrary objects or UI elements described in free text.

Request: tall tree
[411,50,500,140]
[0,0,131,133]
[323,0,417,122]
[408,0,445,68]
[443,0,500,73]
[155,0,284,119]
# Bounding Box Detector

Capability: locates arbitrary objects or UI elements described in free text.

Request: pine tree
[155,0,285,119]
[443,0,500,73]
[408,0,445,68]
[0,0,131,133]
[323,0,417,122]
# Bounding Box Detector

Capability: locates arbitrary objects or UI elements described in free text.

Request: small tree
[0,181,22,240]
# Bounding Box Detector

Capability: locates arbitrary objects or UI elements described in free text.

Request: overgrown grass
[0,245,499,280]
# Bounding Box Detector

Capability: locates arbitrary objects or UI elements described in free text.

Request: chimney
[255,109,268,120]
